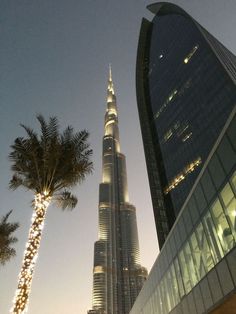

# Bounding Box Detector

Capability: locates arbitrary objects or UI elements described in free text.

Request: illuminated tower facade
[88,67,147,314]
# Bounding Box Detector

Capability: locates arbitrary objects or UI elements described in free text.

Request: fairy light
[11,192,51,314]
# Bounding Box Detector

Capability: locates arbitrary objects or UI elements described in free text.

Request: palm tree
[9,115,93,314]
[0,210,19,265]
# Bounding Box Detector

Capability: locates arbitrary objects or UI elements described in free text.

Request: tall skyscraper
[136,2,236,249]
[88,67,147,314]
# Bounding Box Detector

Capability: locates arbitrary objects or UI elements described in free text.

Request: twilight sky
[0,1,236,313]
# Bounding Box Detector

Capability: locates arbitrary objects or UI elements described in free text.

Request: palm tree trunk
[11,192,51,314]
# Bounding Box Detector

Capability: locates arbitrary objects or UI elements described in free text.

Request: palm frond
[37,115,49,142]
[1,210,13,224]
[0,247,16,266]
[9,134,43,192]
[0,211,19,265]
[9,175,24,190]
[20,124,38,141]
[9,115,93,204]
[61,126,73,143]
[48,116,59,139]
[37,115,59,143]
[54,191,78,210]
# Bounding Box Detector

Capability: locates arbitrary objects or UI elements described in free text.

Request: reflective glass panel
[179,250,192,293]
[221,183,234,207]
[217,136,236,174]
[160,279,167,314]
[174,257,185,298]
[189,231,206,280]
[200,170,216,203]
[195,222,215,272]
[166,271,174,310]
[183,241,199,287]
[155,287,161,313]
[210,198,234,253]
[208,155,226,189]
[203,211,224,262]
[220,183,236,240]
[231,171,236,190]
[170,263,180,306]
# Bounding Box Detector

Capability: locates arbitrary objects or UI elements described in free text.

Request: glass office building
[130,100,236,314]
[136,2,236,248]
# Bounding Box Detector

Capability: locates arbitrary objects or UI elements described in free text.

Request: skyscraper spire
[88,69,147,314]
[109,63,112,82]
[107,64,115,97]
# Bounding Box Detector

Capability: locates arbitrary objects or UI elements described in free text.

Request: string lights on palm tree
[9,115,93,313]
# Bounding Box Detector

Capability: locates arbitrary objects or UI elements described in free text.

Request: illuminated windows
[182,132,192,142]
[94,266,105,274]
[164,129,173,142]
[210,199,234,253]
[164,157,202,194]
[162,121,193,144]
[184,45,199,64]
[154,89,178,119]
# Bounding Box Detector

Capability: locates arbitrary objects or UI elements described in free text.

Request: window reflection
[183,242,199,286]
[163,275,171,312]
[203,211,224,262]
[189,231,206,280]
[179,250,191,293]
[159,280,167,314]
[174,258,185,298]
[170,264,179,306]
[220,182,236,240]
[221,183,234,207]
[210,198,235,253]
[195,223,215,272]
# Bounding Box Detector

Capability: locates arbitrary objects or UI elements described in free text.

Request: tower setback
[88,67,147,314]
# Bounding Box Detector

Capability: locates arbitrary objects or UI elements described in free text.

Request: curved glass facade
[130,111,236,314]
[149,13,236,214]
[136,2,236,248]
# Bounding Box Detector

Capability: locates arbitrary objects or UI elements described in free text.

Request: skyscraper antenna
[109,63,112,81]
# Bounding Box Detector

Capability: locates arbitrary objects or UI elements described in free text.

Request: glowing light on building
[154,89,178,119]
[183,45,199,64]
[164,157,202,194]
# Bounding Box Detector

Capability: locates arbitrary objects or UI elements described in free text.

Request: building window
[189,231,206,280]
[194,222,215,273]
[178,250,192,294]
[164,157,202,194]
[203,211,224,262]
[154,89,178,119]
[164,129,173,142]
[174,258,185,298]
[210,198,235,254]
[220,182,236,240]
[183,45,199,64]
